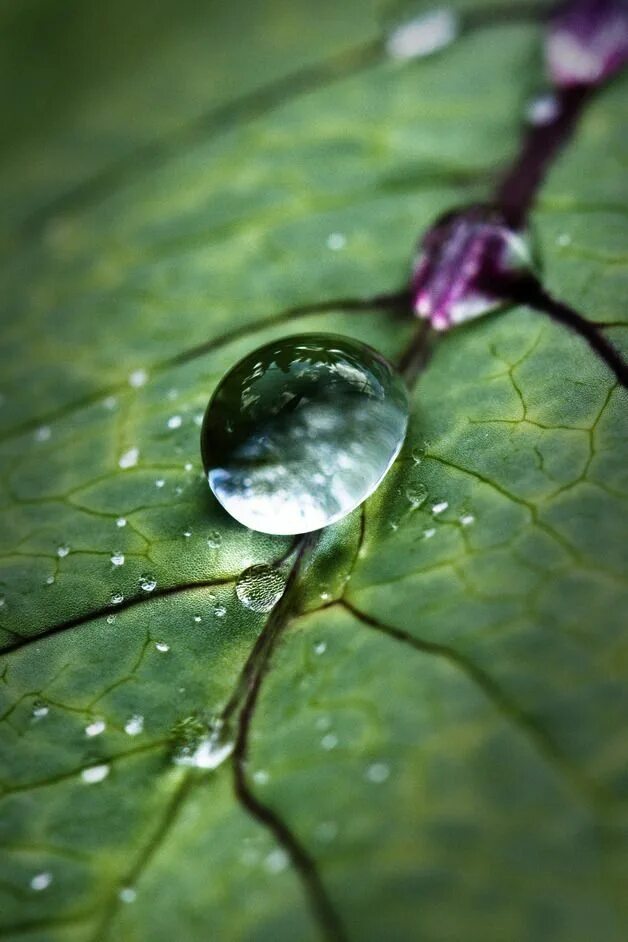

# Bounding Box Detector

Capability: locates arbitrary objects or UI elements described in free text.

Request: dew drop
[432,500,448,515]
[167,415,182,429]
[45,575,55,585]
[128,368,148,388]
[526,92,560,126]
[253,769,270,785]
[406,482,428,508]
[183,528,192,538]
[103,396,118,411]
[201,334,408,535]
[111,592,124,605]
[264,849,289,874]
[235,564,286,613]
[30,872,52,891]
[193,615,202,623]
[119,887,137,904]
[184,462,193,472]
[116,517,127,528]
[214,604,227,619]
[32,701,49,719]
[207,531,222,550]
[155,478,165,489]
[423,527,436,539]
[118,447,139,470]
[386,7,459,61]
[460,512,475,526]
[139,574,157,593]
[81,763,110,784]
[85,719,106,737]
[326,232,346,251]
[313,641,327,655]
[321,733,338,751]
[155,641,170,652]
[173,719,233,770]
[56,545,70,558]
[0,595,5,608]
[124,714,144,736]
[34,425,51,442]
[411,444,425,464]
[106,614,116,624]
[365,761,390,784]
[110,552,125,567]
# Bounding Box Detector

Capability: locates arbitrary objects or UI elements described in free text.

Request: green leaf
[1,1,627,939]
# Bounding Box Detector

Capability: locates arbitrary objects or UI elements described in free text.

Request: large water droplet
[235,564,287,613]
[173,717,233,770]
[201,334,409,534]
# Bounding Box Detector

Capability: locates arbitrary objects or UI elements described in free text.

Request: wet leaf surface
[1,1,627,939]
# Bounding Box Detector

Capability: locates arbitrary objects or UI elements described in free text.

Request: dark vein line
[14,40,382,243]
[0,292,408,446]
[91,772,196,942]
[230,531,347,941]
[396,319,434,388]
[341,600,607,806]
[0,740,166,799]
[510,279,628,388]
[0,909,98,937]
[0,577,235,658]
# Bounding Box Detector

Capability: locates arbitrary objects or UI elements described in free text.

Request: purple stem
[510,278,628,386]
[494,85,591,226]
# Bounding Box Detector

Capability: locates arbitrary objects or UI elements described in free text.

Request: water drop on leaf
[235,564,286,613]
[201,334,408,534]
[139,574,156,593]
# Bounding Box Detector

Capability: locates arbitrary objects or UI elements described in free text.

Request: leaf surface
[1,1,627,939]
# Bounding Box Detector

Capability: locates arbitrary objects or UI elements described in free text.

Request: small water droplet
[116,516,127,528]
[155,478,165,489]
[193,615,202,623]
[411,444,425,464]
[432,500,448,515]
[207,531,222,550]
[124,714,144,736]
[201,335,409,535]
[32,701,49,719]
[326,232,346,251]
[557,232,572,247]
[45,575,55,585]
[423,527,436,539]
[406,482,428,508]
[103,395,118,411]
[184,462,193,472]
[214,604,227,618]
[183,528,192,538]
[386,7,459,61]
[321,733,338,751]
[56,545,70,558]
[167,415,182,429]
[34,426,51,442]
[106,614,116,624]
[0,595,5,608]
[365,761,390,784]
[264,849,289,874]
[30,872,52,891]
[173,718,233,770]
[526,92,560,126]
[111,592,124,605]
[235,565,287,613]
[313,641,327,655]
[155,641,170,652]
[460,513,475,526]
[85,719,106,737]
[139,574,156,593]
[253,769,270,785]
[110,552,125,567]
[319,586,332,602]
[119,887,137,903]
[81,763,110,784]
[128,368,148,388]
[119,447,139,470]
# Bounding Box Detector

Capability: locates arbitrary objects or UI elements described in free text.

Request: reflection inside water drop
[201,334,409,534]
[235,564,287,613]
